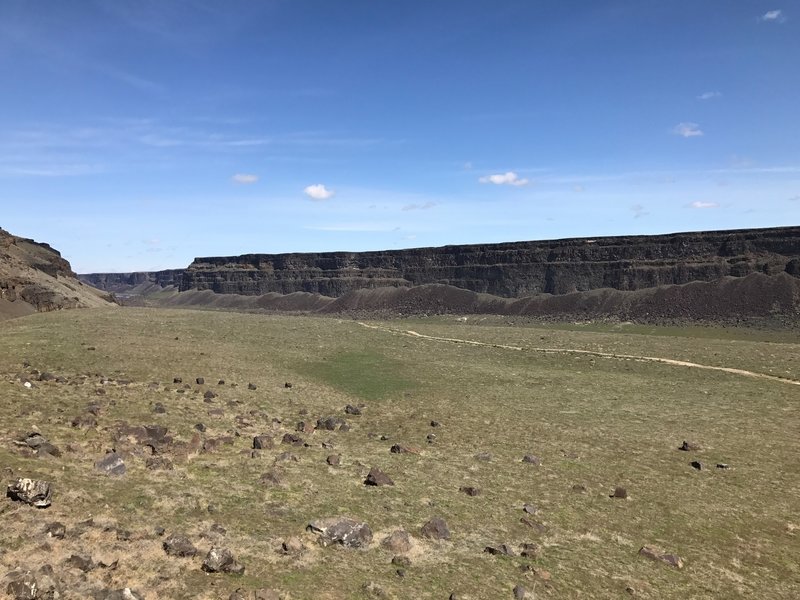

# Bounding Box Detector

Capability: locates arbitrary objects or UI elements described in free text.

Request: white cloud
[478,171,530,186]
[463,161,473,170]
[760,9,786,22]
[573,185,585,193]
[232,173,259,184]
[401,201,437,211]
[689,201,720,209]
[697,91,721,100]
[789,195,800,202]
[304,183,335,200]
[673,122,704,138]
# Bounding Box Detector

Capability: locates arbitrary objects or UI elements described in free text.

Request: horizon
[1,1,798,272]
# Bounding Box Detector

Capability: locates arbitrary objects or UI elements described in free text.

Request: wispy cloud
[673,122,704,138]
[688,201,720,209]
[697,91,721,101]
[789,195,800,202]
[631,204,649,219]
[305,223,394,232]
[401,201,437,211]
[760,9,786,23]
[232,173,259,184]
[478,171,530,186]
[304,184,335,201]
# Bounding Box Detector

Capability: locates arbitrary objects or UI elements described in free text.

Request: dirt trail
[355,322,800,387]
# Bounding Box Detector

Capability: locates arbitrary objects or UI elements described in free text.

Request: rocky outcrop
[179,227,800,298]
[0,227,116,318]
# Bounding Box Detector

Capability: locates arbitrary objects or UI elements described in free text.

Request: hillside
[0,227,116,320]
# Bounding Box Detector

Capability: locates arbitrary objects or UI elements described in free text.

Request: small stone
[690,461,703,470]
[430,420,441,427]
[194,423,206,432]
[484,544,515,556]
[146,456,173,470]
[390,444,418,454]
[218,379,225,385]
[248,383,257,390]
[391,555,411,567]
[95,452,126,476]
[284,382,292,388]
[317,416,346,431]
[381,530,412,553]
[282,433,303,446]
[520,542,541,559]
[639,545,684,569]
[6,571,38,600]
[420,517,450,540]
[153,403,166,414]
[45,521,66,539]
[522,455,541,466]
[522,504,538,515]
[202,547,244,574]
[163,533,198,557]
[253,434,274,449]
[173,377,182,384]
[326,454,341,466]
[572,484,587,494]
[6,477,52,508]
[716,463,730,469]
[345,404,362,415]
[196,377,205,385]
[426,433,436,444]
[203,390,217,401]
[365,467,394,486]
[281,536,305,554]
[679,440,701,451]
[65,553,95,572]
[459,486,481,496]
[474,452,492,461]
[307,517,373,548]
[71,413,97,429]
[611,486,628,499]
[513,584,528,599]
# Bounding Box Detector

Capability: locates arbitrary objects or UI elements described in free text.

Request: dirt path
[355,322,800,387]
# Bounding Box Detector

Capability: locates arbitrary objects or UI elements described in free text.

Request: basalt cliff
[0,227,116,319]
[176,226,799,297]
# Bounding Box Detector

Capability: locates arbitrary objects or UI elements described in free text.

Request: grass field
[1,308,798,599]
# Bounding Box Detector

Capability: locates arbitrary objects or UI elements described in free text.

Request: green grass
[0,308,798,599]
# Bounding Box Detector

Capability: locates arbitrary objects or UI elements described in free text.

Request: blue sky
[1,1,798,273]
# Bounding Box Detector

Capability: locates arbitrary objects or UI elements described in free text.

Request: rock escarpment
[80,270,184,293]
[0,227,116,319]
[180,227,800,298]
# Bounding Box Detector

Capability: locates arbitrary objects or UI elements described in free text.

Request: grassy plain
[0,308,798,599]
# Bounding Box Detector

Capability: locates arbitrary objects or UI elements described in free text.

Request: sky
[1,0,798,273]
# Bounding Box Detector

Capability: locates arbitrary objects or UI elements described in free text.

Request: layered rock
[0,227,116,318]
[180,227,800,298]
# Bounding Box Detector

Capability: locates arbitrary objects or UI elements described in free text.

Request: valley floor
[1,308,798,599]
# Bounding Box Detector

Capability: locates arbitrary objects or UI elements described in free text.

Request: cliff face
[179,227,800,298]
[0,227,116,318]
[79,270,184,293]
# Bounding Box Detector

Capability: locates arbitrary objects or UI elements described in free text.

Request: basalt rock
[7,478,52,508]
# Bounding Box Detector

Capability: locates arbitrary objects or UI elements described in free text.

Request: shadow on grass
[301,350,415,401]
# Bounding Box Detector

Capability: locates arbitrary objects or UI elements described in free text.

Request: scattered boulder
[146,456,173,470]
[381,530,412,553]
[71,413,97,429]
[430,420,441,427]
[572,484,587,494]
[426,433,436,444]
[284,382,292,388]
[459,486,481,496]
[7,478,52,508]
[679,441,701,451]
[163,533,198,557]
[716,463,730,470]
[484,544,515,556]
[153,402,166,414]
[611,486,628,499]
[513,584,528,599]
[317,416,346,431]
[520,542,541,559]
[522,504,538,515]
[281,537,305,555]
[365,467,394,486]
[248,383,257,390]
[95,452,126,476]
[474,452,492,461]
[522,455,541,466]
[203,390,217,401]
[307,517,373,548]
[390,444,419,454]
[196,377,205,385]
[638,545,684,569]
[5,571,38,600]
[520,518,548,534]
[65,553,95,572]
[420,517,450,540]
[326,454,341,466]
[45,522,66,539]
[344,404,362,415]
[202,547,244,574]
[173,377,182,384]
[281,433,304,446]
[690,461,703,471]
[253,435,274,450]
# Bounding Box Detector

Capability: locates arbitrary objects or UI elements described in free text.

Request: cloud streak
[689,201,720,209]
[697,91,721,101]
[304,183,335,200]
[478,171,530,186]
[673,122,704,138]
[760,9,786,22]
[232,173,259,184]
